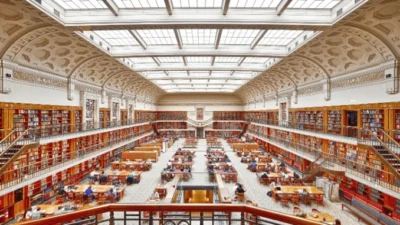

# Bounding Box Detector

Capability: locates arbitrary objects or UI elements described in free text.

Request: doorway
[345,111,358,137]
[197,128,204,138]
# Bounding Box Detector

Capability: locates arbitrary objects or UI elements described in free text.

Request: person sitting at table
[54,206,65,215]
[293,172,300,182]
[265,164,272,173]
[90,169,100,181]
[301,188,309,202]
[267,154,273,163]
[85,186,96,200]
[260,172,268,179]
[108,189,117,202]
[25,207,33,220]
[250,161,257,172]
[127,171,138,185]
[150,190,160,200]
[31,207,45,220]
[235,183,246,194]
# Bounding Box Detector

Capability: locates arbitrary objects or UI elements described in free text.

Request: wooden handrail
[17,204,324,225]
[0,129,16,145]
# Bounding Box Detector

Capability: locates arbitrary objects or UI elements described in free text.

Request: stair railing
[378,128,400,155]
[0,129,34,158]
[0,129,17,152]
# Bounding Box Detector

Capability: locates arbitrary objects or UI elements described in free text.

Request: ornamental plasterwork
[297,84,324,96]
[13,70,66,89]
[74,83,101,95]
[331,71,384,90]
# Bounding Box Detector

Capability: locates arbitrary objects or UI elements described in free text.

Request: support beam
[215,29,223,49]
[128,30,147,50]
[222,0,231,15]
[102,0,119,16]
[238,57,246,66]
[164,0,173,15]
[182,57,187,66]
[131,63,266,71]
[174,29,183,49]
[277,0,292,16]
[67,78,74,101]
[111,45,287,58]
[152,57,161,66]
[251,30,267,49]
[148,76,250,80]
[211,57,216,66]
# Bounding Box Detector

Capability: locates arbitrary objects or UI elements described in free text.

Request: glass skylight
[172,0,223,8]
[53,0,107,9]
[114,0,166,8]
[243,57,273,64]
[220,29,261,45]
[259,30,304,46]
[180,29,218,45]
[93,30,139,46]
[186,57,212,63]
[125,57,156,64]
[157,57,183,63]
[215,57,242,63]
[229,0,280,8]
[288,0,342,9]
[136,29,176,45]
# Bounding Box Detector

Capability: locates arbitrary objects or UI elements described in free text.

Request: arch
[0,24,53,58]
[67,55,104,79]
[345,23,399,59]
[295,55,331,78]
[101,70,130,88]
[269,69,298,88]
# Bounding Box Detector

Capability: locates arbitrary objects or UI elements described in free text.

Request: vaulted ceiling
[0,0,399,103]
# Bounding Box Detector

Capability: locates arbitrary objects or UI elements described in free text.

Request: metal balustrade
[247,132,400,193]
[17,204,324,225]
[0,131,154,191]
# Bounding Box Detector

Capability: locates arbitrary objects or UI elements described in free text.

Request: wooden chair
[97,196,108,205]
[303,195,312,206]
[236,192,245,202]
[291,194,301,205]
[312,208,320,213]
[293,206,301,215]
[314,195,324,206]
[182,173,189,181]
[280,195,290,208]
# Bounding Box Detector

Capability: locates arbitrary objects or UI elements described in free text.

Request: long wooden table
[215,174,232,204]
[108,171,142,181]
[111,161,147,170]
[67,184,127,199]
[214,169,238,182]
[271,186,323,202]
[306,213,335,223]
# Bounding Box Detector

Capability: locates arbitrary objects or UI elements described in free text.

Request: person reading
[85,186,96,200]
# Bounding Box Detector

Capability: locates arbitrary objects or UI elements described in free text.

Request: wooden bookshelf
[135,111,157,123]
[394,109,400,143]
[328,110,342,134]
[213,122,243,130]
[362,109,384,139]
[213,111,243,120]
[157,111,187,120]
[295,110,323,131]
[156,122,187,130]
[244,112,268,123]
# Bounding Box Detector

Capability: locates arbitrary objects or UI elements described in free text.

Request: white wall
[1,79,80,106]
[157,93,244,120]
[245,81,400,111]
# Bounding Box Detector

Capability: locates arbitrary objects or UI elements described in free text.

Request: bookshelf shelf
[295,110,323,131]
[362,109,384,140]
[214,112,243,120]
[328,110,341,134]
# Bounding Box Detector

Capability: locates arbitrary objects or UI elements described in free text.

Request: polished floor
[92,138,366,225]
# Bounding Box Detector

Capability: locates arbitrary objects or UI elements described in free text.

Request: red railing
[17,204,324,225]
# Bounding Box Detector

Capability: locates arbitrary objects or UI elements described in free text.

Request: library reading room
[1,0,400,225]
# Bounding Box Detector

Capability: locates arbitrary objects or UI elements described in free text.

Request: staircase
[239,121,250,138]
[0,129,39,175]
[302,156,344,183]
[358,129,400,181]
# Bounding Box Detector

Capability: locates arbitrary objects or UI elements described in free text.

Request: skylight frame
[229,0,280,8]
[186,57,213,63]
[220,29,261,45]
[258,30,305,46]
[243,57,274,64]
[92,30,139,46]
[136,29,177,46]
[157,57,184,63]
[171,0,223,8]
[125,57,156,64]
[179,29,218,45]
[52,0,107,10]
[288,0,342,9]
[215,57,242,63]
[114,0,166,8]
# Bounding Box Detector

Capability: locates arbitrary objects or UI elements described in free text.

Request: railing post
[200,212,204,225]
[240,211,245,225]
[110,211,115,225]
[211,212,214,225]
[149,211,154,225]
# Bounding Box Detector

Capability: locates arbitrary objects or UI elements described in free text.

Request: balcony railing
[247,132,400,193]
[0,131,153,191]
[17,204,324,225]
